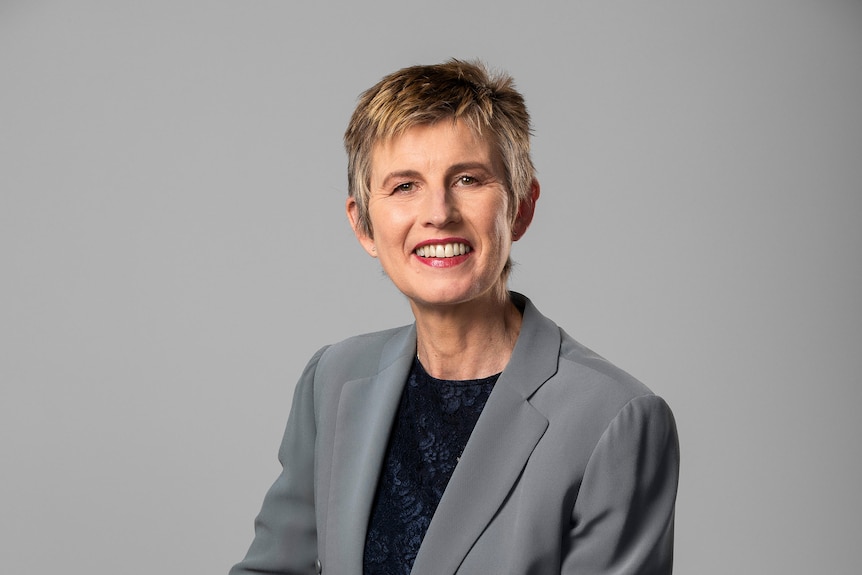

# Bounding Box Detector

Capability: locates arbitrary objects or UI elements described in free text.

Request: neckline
[412,356,502,386]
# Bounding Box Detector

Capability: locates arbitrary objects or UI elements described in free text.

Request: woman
[230,60,679,575]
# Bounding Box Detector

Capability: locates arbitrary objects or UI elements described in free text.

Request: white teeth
[416,243,471,258]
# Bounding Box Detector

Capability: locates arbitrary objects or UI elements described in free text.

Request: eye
[393,182,415,194]
[457,175,477,186]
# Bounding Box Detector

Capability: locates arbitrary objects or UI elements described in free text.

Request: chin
[405,282,508,310]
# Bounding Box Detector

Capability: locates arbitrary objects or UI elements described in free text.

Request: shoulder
[514,292,657,407]
[310,323,415,382]
[517,296,671,435]
[526,325,678,481]
[559,327,664,403]
[291,324,414,425]
[557,328,656,402]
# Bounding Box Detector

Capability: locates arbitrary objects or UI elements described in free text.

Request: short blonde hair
[344,59,535,236]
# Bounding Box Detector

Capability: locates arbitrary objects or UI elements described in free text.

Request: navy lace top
[363,357,499,574]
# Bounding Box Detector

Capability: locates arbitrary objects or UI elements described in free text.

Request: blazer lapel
[410,293,562,575]
[323,327,416,574]
[410,385,548,575]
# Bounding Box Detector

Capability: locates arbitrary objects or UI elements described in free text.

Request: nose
[422,185,460,228]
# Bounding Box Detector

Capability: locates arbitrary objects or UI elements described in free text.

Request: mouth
[414,241,472,259]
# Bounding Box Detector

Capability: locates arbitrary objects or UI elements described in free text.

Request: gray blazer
[230,293,679,574]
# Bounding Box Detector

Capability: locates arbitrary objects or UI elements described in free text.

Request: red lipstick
[413,238,472,268]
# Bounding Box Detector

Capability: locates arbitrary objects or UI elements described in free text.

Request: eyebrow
[446,162,495,176]
[379,170,423,189]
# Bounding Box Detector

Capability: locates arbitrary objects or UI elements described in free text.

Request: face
[347,120,537,311]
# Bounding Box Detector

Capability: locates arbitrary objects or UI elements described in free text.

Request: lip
[412,237,473,268]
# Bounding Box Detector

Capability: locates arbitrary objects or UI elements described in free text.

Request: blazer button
[315,558,322,574]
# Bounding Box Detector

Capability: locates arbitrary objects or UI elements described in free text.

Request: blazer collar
[324,293,561,574]
[497,292,563,400]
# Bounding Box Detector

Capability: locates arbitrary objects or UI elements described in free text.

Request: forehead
[369,120,499,181]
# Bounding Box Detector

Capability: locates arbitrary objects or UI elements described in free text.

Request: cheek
[369,208,411,250]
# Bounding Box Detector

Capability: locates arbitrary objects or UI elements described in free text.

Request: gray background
[2,1,860,573]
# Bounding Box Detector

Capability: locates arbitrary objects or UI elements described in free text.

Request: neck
[410,291,523,380]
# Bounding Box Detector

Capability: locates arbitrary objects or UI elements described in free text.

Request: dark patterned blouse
[363,357,499,574]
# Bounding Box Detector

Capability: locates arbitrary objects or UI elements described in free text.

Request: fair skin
[346,120,540,380]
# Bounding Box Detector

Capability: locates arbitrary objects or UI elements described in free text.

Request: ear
[346,197,377,257]
[512,179,540,241]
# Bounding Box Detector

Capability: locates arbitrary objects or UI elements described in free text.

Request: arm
[229,347,328,575]
[563,395,680,574]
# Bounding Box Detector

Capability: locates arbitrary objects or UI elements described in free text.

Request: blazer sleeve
[229,346,328,575]
[562,394,680,575]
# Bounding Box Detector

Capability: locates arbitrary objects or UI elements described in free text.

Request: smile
[414,243,472,258]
